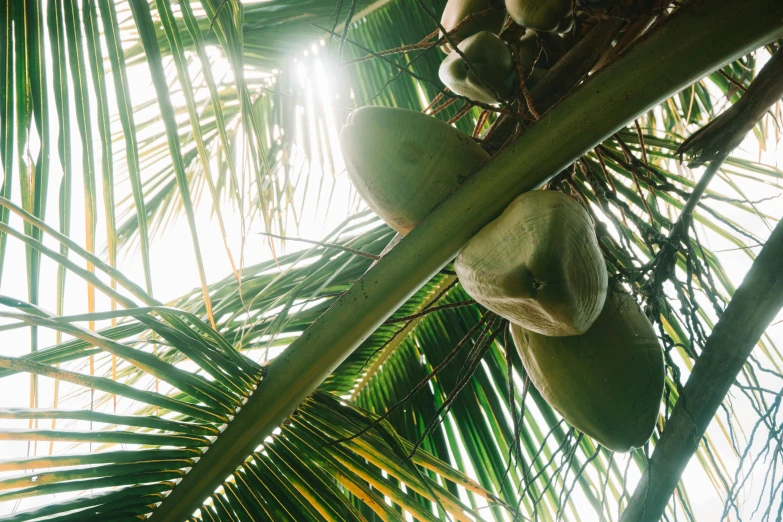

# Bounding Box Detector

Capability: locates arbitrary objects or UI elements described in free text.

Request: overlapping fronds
[0,213,509,521]
[188,391,509,522]
[0,210,264,519]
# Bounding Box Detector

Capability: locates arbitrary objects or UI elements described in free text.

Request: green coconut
[516,30,541,71]
[439,32,516,104]
[339,106,490,235]
[505,0,572,32]
[455,190,607,336]
[440,0,507,53]
[511,290,665,452]
[439,31,559,104]
[554,14,574,33]
[521,30,574,69]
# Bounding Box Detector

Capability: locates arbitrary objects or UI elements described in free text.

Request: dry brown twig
[340,7,502,66]
[429,96,460,116]
[448,101,475,124]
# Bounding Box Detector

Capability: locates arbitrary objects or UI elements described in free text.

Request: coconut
[440,0,507,53]
[505,0,572,32]
[439,32,516,104]
[455,190,607,336]
[339,106,490,235]
[438,31,563,104]
[438,31,557,104]
[554,14,574,34]
[511,290,665,452]
[514,30,566,73]
[518,30,574,70]
[516,30,540,71]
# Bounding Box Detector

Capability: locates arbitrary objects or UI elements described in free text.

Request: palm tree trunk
[618,205,783,522]
[148,1,783,520]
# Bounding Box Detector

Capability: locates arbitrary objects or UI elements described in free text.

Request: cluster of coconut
[438,0,573,105]
[456,192,664,452]
[339,0,664,453]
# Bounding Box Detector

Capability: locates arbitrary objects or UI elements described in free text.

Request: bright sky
[0,35,359,516]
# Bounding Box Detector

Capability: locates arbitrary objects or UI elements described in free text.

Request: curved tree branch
[678,47,783,167]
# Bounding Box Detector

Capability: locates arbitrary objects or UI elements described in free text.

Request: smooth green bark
[149,1,783,520]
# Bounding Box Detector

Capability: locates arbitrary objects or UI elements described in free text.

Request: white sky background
[0,33,358,516]
[0,8,782,520]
